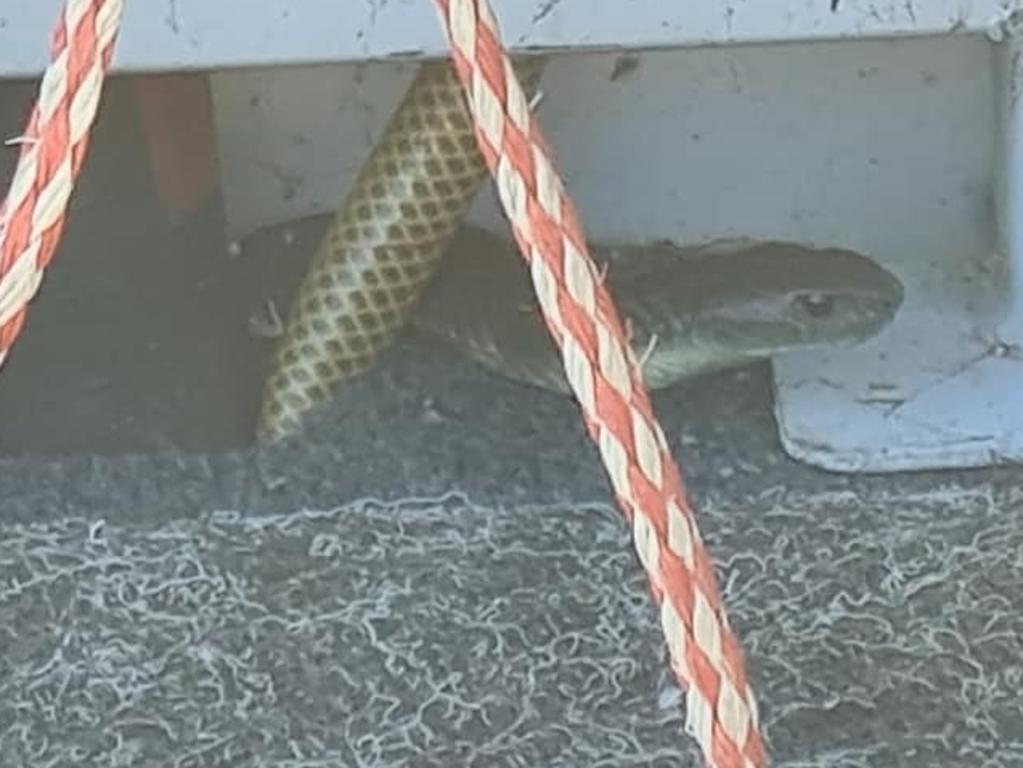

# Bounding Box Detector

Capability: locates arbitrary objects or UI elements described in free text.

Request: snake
[412,225,903,395]
[250,212,903,396]
[255,58,903,440]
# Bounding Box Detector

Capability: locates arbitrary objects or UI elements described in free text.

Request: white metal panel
[0,0,1016,76]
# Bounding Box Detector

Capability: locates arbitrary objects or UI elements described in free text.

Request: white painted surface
[210,62,419,239]
[0,0,1016,76]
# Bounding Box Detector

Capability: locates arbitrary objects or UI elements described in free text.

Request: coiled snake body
[255,59,903,440]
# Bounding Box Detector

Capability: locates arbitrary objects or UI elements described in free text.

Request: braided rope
[433,2,767,765]
[0,0,124,367]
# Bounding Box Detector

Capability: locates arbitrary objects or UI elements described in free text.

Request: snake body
[256,59,902,439]
[254,214,903,397]
[257,59,544,441]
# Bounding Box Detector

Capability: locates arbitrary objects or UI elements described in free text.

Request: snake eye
[793,292,835,318]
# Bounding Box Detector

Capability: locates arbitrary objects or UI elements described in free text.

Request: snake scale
[257,58,545,442]
[256,59,903,440]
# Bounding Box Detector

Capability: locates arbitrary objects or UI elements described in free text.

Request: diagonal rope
[0,0,124,367]
[432,2,767,765]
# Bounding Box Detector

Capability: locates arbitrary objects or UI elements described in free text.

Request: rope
[0,0,124,367]
[432,2,767,765]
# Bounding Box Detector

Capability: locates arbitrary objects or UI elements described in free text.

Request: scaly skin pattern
[256,59,544,442]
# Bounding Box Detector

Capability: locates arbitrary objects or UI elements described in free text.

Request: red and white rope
[0,0,124,366]
[433,2,767,765]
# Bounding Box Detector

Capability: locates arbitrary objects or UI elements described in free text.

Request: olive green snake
[255,58,903,442]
